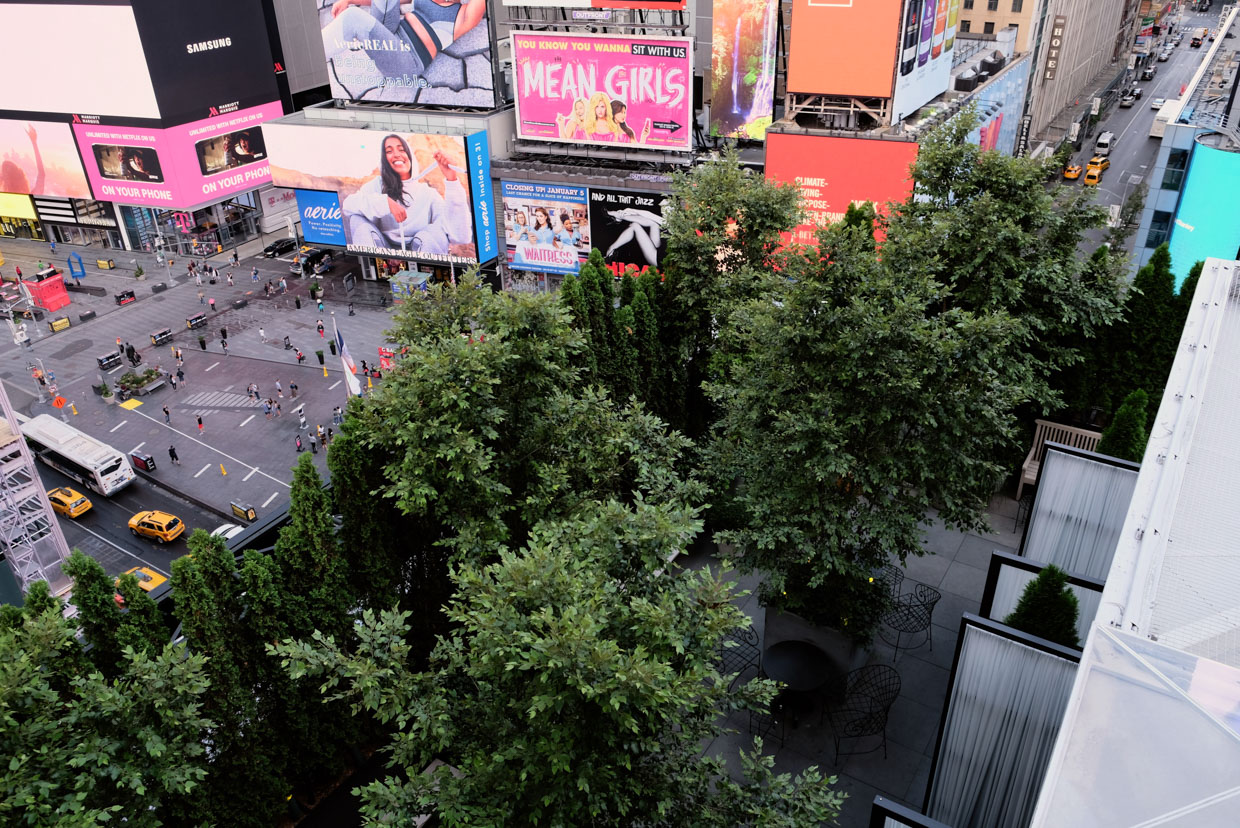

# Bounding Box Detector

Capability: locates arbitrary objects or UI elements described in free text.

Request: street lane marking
[262,491,280,508]
[70,521,169,576]
[329,380,341,390]
[124,406,291,488]
[193,463,212,478]
[239,414,255,427]
[244,467,258,481]
[129,442,145,453]
[204,361,220,372]
[110,420,128,433]
[108,365,124,375]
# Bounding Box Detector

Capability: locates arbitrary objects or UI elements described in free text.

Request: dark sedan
[262,237,297,258]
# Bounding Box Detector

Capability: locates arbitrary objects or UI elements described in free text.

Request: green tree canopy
[1003,564,1081,648]
[1096,389,1150,463]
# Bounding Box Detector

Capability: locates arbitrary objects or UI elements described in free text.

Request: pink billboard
[72,102,282,209]
[512,32,692,152]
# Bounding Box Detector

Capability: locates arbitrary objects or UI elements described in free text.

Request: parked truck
[1150,98,1184,138]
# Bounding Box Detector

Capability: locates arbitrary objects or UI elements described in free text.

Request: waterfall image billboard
[512,32,692,152]
[710,0,780,140]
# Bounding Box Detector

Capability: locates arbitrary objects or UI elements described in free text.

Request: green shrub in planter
[315,350,325,365]
[1003,565,1080,648]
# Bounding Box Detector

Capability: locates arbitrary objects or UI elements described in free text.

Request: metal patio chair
[824,665,902,762]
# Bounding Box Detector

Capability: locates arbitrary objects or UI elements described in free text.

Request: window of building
[1162,149,1189,191]
[988,0,999,10]
[960,19,972,32]
[964,0,974,9]
[984,21,995,33]
[1012,0,1023,11]
[1146,210,1173,248]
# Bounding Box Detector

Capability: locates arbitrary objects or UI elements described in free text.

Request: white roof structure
[1032,259,1240,826]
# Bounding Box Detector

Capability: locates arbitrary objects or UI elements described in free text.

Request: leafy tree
[62,550,165,672]
[1095,389,1149,463]
[580,255,617,387]
[630,279,661,408]
[840,200,878,249]
[1115,245,1178,406]
[613,303,640,400]
[0,595,211,825]
[884,109,1126,417]
[113,571,173,657]
[709,220,1022,642]
[618,268,637,306]
[558,270,595,378]
[274,501,844,826]
[1003,564,1081,648]
[1177,259,1205,321]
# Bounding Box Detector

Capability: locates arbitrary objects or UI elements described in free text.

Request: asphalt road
[1072,11,1221,254]
[38,462,222,579]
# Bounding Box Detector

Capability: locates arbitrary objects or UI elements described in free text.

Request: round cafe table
[763,639,836,693]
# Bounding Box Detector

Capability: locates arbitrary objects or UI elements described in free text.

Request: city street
[0,234,400,579]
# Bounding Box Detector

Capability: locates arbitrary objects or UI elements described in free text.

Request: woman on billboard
[556,99,588,140]
[611,101,652,145]
[324,0,487,81]
[584,92,619,141]
[342,134,471,256]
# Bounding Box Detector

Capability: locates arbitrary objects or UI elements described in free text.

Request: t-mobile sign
[72,102,282,209]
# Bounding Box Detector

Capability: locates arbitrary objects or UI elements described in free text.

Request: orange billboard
[786,0,904,97]
[764,132,918,246]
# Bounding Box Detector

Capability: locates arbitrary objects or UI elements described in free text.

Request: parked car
[1063,164,1083,180]
[1141,67,1156,80]
[291,248,334,276]
[1131,86,1143,98]
[1151,97,1167,110]
[1119,94,1135,108]
[47,487,91,518]
[210,523,245,540]
[1087,156,1111,172]
[262,237,297,258]
[128,510,185,543]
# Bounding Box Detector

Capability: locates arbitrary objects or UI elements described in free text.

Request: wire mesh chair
[878,582,942,659]
[824,665,902,761]
[716,624,762,690]
[875,564,905,601]
[748,691,787,750]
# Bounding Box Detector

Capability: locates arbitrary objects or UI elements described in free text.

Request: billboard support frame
[782,93,892,127]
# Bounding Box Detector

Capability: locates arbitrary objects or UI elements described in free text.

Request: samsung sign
[295,189,345,247]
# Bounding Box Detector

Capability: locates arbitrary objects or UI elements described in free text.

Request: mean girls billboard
[512,32,692,152]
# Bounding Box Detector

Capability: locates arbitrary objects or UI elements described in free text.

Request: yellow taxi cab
[1083,167,1103,186]
[128,510,186,543]
[1086,156,1110,172]
[47,486,92,518]
[118,566,168,592]
[1063,164,1083,180]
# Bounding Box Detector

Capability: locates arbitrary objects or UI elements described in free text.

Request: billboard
[295,189,346,247]
[786,0,903,97]
[502,181,591,275]
[587,187,668,277]
[512,32,692,152]
[318,0,495,107]
[265,122,496,265]
[501,0,685,7]
[892,0,955,121]
[965,57,1030,157]
[72,102,282,208]
[0,3,159,120]
[1168,143,1240,290]
[0,119,91,199]
[710,0,780,140]
[129,0,281,126]
[764,133,918,246]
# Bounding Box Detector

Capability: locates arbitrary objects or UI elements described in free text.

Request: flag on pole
[334,319,362,396]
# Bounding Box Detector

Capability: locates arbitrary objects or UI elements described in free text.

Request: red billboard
[764,132,918,246]
[786,0,903,97]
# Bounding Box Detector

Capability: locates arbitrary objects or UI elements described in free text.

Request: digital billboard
[318,0,495,107]
[710,0,779,140]
[965,57,1030,157]
[764,132,918,246]
[295,189,346,247]
[0,119,91,199]
[587,187,668,277]
[786,0,903,97]
[1168,142,1240,290]
[891,0,955,122]
[501,0,685,7]
[0,3,159,120]
[512,32,692,152]
[502,181,590,275]
[72,102,282,208]
[129,0,281,126]
[265,122,496,265]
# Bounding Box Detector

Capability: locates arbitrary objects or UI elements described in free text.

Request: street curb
[133,467,238,525]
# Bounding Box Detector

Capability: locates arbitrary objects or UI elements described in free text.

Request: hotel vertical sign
[1043,16,1067,81]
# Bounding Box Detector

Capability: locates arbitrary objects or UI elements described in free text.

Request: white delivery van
[1094,131,1116,157]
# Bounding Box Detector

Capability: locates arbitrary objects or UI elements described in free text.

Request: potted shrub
[100,381,115,404]
[309,280,322,299]
[315,350,325,365]
[134,265,145,280]
[117,368,164,396]
[198,335,207,350]
[1003,565,1081,648]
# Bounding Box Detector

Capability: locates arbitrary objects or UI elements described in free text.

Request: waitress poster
[502,181,589,275]
[512,33,693,152]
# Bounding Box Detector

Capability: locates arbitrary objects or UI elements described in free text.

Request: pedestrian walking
[309,434,317,454]
[296,435,303,452]
[198,290,205,305]
[227,272,234,286]
[15,266,21,279]
[49,240,55,254]
[275,401,282,417]
[170,375,178,391]
[332,406,341,425]
[231,251,239,267]
[326,427,333,444]
[195,272,202,286]
[296,350,305,365]
[317,320,325,338]
[317,299,325,313]
[275,380,283,398]
[197,415,204,434]
[290,382,298,398]
[168,445,180,465]
[209,297,216,311]
[163,405,170,423]
[176,367,185,385]
[348,302,355,316]
[259,327,266,343]
[361,360,368,373]
[221,338,228,355]
[316,424,325,442]
[279,278,287,293]
[263,400,272,420]
[116,337,123,354]
[251,266,259,282]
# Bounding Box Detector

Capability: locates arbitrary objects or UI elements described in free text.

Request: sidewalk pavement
[0,235,398,520]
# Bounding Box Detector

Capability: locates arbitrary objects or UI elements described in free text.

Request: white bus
[19,414,135,495]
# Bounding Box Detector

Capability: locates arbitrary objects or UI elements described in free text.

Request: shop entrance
[0,216,44,241]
